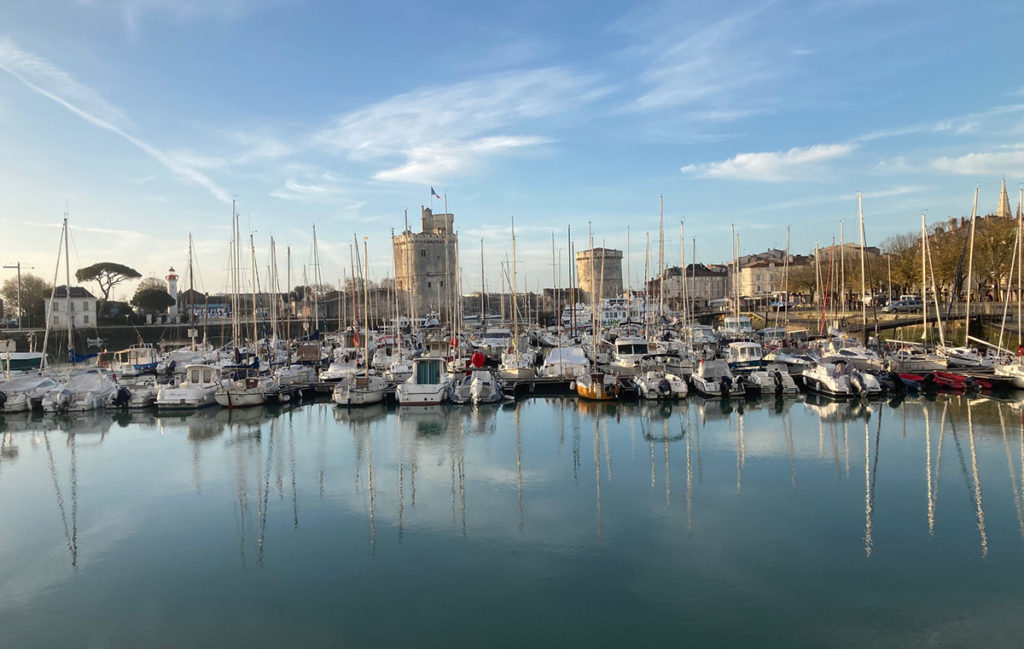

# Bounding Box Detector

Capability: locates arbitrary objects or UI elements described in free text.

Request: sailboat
[334,237,387,406]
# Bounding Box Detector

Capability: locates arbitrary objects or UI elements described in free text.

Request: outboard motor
[112,386,132,409]
[850,371,867,398]
[55,388,72,411]
[165,359,176,376]
[720,375,733,397]
[888,371,905,394]
[658,378,672,395]
[773,370,784,395]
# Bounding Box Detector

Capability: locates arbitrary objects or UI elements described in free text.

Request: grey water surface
[2,394,1024,648]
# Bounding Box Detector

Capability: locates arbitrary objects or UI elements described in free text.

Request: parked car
[882,299,922,313]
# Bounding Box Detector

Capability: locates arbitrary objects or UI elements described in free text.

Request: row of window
[52,314,89,324]
[51,301,92,312]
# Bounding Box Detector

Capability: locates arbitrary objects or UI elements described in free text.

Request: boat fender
[569,381,576,391]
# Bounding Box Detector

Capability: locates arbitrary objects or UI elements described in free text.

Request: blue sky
[2,0,1024,300]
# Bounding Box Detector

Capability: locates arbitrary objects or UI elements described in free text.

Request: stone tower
[575,247,623,303]
[392,207,459,321]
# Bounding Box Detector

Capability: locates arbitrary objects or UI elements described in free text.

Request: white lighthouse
[166,267,179,322]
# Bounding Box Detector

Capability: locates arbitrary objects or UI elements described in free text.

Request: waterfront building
[44,286,97,328]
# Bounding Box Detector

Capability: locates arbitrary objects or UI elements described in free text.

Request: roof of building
[50,285,96,299]
[683,263,728,277]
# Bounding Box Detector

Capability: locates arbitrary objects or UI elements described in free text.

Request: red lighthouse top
[166,267,178,281]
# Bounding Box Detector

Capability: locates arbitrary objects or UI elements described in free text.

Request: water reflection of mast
[864,415,872,558]
[843,421,850,477]
[69,431,78,568]
[997,403,1024,543]
[662,419,670,506]
[516,405,523,533]
[257,421,276,566]
[367,426,376,556]
[289,416,299,529]
[785,411,797,489]
[966,401,989,557]
[925,405,934,535]
[736,409,745,496]
[43,432,76,567]
[685,416,693,530]
[648,418,656,489]
[830,423,841,477]
[234,428,249,568]
[594,409,603,544]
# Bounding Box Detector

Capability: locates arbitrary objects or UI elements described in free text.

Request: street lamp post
[3,261,34,330]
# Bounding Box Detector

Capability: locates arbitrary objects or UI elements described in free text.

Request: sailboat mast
[286,246,291,341]
[312,225,320,333]
[858,194,868,342]
[363,237,370,377]
[512,217,519,365]
[964,186,979,346]
[920,213,928,339]
[680,220,687,329]
[658,195,665,322]
[839,220,845,319]
[63,211,73,363]
[481,238,486,322]
[626,226,631,320]
[1019,188,1023,347]
[589,222,596,359]
[783,226,791,328]
[250,234,258,354]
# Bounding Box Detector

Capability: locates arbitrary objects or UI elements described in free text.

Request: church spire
[998,176,1013,218]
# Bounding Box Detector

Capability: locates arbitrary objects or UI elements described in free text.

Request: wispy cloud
[681,143,855,181]
[268,169,365,210]
[313,67,606,184]
[615,3,782,114]
[0,37,231,203]
[78,0,297,34]
[931,147,1024,176]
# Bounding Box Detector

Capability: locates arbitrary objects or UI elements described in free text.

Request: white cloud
[0,38,232,204]
[931,148,1024,175]
[681,143,855,181]
[373,135,550,184]
[313,67,605,184]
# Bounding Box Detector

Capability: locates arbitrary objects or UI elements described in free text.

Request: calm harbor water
[3,395,1024,648]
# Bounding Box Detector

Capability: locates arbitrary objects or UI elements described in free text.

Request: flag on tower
[431,187,440,198]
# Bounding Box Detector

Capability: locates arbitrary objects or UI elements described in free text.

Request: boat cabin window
[618,343,648,355]
[415,360,442,385]
[203,369,213,383]
[190,369,201,383]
